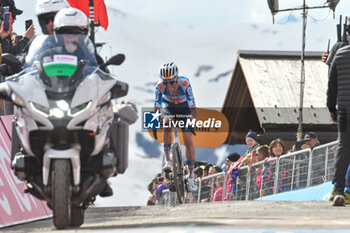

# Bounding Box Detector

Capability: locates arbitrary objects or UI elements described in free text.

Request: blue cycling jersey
[154,76,196,109]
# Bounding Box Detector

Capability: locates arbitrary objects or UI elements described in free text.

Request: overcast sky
[12,1,350,40]
[106,0,350,27]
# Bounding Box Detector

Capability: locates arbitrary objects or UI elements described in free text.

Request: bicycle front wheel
[172,142,185,204]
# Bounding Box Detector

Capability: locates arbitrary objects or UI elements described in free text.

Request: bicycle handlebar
[152,127,196,140]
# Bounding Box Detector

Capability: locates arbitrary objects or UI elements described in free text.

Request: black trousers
[333,108,350,190]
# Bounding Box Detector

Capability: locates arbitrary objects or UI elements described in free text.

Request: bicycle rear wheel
[172,142,185,204]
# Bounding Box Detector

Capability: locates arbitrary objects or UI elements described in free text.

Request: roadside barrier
[158,141,338,204]
[0,116,51,228]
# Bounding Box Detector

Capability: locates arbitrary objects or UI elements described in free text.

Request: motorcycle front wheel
[52,159,72,229]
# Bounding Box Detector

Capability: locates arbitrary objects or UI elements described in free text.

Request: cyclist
[154,62,198,192]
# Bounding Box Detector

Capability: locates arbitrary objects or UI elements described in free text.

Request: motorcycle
[0,34,130,229]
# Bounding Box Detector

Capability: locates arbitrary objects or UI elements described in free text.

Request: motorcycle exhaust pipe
[72,175,105,206]
[102,149,117,177]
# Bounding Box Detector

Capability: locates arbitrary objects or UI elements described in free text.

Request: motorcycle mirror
[100,54,125,70]
[107,54,125,66]
[2,53,22,66]
[111,81,128,99]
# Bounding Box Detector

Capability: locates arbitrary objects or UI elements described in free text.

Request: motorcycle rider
[36,0,70,35]
[155,62,198,192]
[52,7,115,197]
[53,7,138,197]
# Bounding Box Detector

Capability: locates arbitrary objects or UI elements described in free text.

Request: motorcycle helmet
[159,62,178,80]
[54,8,89,35]
[36,0,70,34]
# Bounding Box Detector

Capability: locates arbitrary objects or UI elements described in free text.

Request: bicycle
[154,125,194,204]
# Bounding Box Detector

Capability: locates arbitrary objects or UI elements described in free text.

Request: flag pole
[89,0,96,54]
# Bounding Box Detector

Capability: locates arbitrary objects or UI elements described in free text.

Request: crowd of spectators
[147,129,327,205]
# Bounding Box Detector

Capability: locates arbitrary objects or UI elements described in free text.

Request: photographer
[327,35,350,206]
[147,174,169,205]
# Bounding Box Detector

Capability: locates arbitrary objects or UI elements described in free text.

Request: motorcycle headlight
[56,100,69,111]
[51,108,64,118]
[68,101,92,117]
[29,102,50,118]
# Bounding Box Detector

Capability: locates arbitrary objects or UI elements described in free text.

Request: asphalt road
[2,201,350,232]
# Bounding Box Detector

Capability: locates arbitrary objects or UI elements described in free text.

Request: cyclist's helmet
[36,0,70,34]
[159,62,179,80]
[54,8,89,35]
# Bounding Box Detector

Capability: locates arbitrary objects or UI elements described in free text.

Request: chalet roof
[222,50,337,145]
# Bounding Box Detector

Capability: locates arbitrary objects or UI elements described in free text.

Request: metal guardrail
[158,141,339,204]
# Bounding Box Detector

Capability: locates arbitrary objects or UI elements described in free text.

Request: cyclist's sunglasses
[164,80,176,85]
[43,14,55,24]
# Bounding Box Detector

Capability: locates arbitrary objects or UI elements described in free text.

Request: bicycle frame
[160,127,182,171]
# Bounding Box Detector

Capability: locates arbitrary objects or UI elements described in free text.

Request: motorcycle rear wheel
[52,159,72,229]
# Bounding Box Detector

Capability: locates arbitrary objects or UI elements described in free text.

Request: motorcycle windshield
[24,35,98,93]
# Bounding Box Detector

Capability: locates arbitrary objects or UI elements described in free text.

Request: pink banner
[1,115,13,137]
[0,116,51,227]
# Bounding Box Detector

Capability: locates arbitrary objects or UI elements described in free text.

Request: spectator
[288,144,297,153]
[211,175,225,202]
[221,152,241,171]
[147,173,162,205]
[327,38,350,206]
[0,0,35,55]
[269,138,292,192]
[209,165,222,175]
[199,164,221,203]
[221,162,229,172]
[250,145,270,199]
[240,153,252,167]
[223,153,247,200]
[155,176,168,194]
[198,164,213,203]
[256,145,270,162]
[194,166,204,179]
[227,152,241,163]
[203,163,213,177]
[154,176,169,205]
[269,138,286,158]
[0,21,12,57]
[302,132,324,186]
[244,130,260,156]
[253,145,270,175]
[222,153,241,200]
[303,132,320,150]
[257,139,287,197]
[256,157,275,197]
